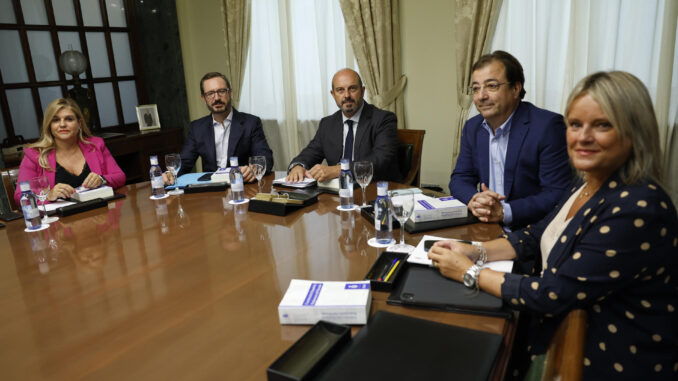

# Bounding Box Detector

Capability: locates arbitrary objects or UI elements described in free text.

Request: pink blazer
[14,136,126,204]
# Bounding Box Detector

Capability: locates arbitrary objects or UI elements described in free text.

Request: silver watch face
[463,272,474,288]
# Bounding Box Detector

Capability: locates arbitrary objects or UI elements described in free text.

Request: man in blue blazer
[176,72,273,182]
[449,51,571,230]
[286,69,400,182]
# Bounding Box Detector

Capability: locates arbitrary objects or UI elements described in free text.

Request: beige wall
[176,0,227,122]
[176,0,460,189]
[400,0,459,190]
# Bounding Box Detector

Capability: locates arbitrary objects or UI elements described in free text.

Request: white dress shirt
[214,109,233,169]
[480,108,516,226]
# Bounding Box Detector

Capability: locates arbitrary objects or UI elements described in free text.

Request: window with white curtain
[239,0,356,171]
[490,0,675,141]
[490,0,678,202]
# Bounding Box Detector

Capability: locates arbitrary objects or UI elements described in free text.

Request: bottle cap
[150,155,158,165]
[340,158,350,170]
[377,181,388,196]
[19,181,31,192]
[230,156,239,167]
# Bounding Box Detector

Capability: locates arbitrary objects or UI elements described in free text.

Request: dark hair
[200,72,231,94]
[472,50,526,99]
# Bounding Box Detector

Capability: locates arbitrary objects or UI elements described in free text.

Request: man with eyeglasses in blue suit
[170,72,273,184]
[450,51,570,231]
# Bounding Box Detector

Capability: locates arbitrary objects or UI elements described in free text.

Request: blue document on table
[165,172,210,190]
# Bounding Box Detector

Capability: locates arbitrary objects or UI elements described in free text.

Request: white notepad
[409,235,513,273]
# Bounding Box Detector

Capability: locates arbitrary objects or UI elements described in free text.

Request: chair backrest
[1,168,20,212]
[396,129,425,186]
[542,309,587,381]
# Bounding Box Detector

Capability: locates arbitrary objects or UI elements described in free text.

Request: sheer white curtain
[490,0,678,200]
[239,0,356,171]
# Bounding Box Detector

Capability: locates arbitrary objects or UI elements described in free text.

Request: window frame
[0,0,146,146]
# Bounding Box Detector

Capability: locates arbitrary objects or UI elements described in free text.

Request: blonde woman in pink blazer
[14,98,125,204]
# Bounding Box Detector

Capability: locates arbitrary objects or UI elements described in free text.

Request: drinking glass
[387,189,416,252]
[249,156,266,193]
[353,161,373,208]
[29,175,59,224]
[165,153,183,195]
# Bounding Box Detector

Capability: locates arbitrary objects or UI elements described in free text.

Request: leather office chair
[536,309,588,381]
[396,129,425,186]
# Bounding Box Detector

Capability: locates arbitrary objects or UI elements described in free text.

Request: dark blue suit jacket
[179,108,273,176]
[503,173,678,379]
[449,101,571,229]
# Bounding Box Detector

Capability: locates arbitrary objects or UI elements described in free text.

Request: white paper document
[409,234,513,273]
[278,279,371,325]
[272,177,317,188]
[44,200,76,211]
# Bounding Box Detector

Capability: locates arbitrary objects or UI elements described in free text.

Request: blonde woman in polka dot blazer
[429,71,677,380]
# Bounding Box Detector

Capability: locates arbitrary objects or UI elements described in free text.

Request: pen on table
[383,260,401,282]
[378,258,398,281]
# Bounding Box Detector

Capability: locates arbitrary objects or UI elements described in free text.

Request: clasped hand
[427,240,478,282]
[286,164,340,183]
[48,172,104,201]
[469,183,506,223]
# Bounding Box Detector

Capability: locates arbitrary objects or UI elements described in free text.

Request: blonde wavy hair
[564,71,663,185]
[28,98,94,170]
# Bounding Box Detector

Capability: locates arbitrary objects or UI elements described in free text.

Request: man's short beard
[208,100,231,115]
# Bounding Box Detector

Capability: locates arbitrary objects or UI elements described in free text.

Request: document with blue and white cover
[278,280,371,325]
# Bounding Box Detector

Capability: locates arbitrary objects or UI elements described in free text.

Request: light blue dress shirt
[480,110,516,226]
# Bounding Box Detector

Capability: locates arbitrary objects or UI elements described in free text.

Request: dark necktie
[343,120,354,161]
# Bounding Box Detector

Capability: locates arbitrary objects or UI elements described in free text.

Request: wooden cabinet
[105,128,183,184]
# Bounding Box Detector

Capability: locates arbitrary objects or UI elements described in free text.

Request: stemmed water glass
[353,161,373,208]
[165,153,183,195]
[249,156,266,193]
[387,189,416,252]
[29,175,59,224]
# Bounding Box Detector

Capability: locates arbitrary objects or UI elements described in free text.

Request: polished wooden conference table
[1,175,515,380]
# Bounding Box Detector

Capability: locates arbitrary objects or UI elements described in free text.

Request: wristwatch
[463,264,482,289]
[99,175,107,186]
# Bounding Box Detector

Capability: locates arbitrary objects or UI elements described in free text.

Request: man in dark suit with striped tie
[286,68,401,182]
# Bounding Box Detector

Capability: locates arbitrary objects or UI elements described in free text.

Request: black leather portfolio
[388,265,510,318]
[184,182,228,193]
[315,310,504,381]
[56,198,108,217]
[46,193,126,216]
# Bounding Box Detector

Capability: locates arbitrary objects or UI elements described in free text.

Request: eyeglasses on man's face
[204,88,230,99]
[469,82,509,95]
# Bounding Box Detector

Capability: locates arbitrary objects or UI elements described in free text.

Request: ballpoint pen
[378,258,398,281]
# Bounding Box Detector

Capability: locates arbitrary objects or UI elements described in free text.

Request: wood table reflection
[0,175,514,380]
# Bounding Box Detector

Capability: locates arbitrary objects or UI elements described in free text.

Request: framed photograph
[136,104,160,131]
